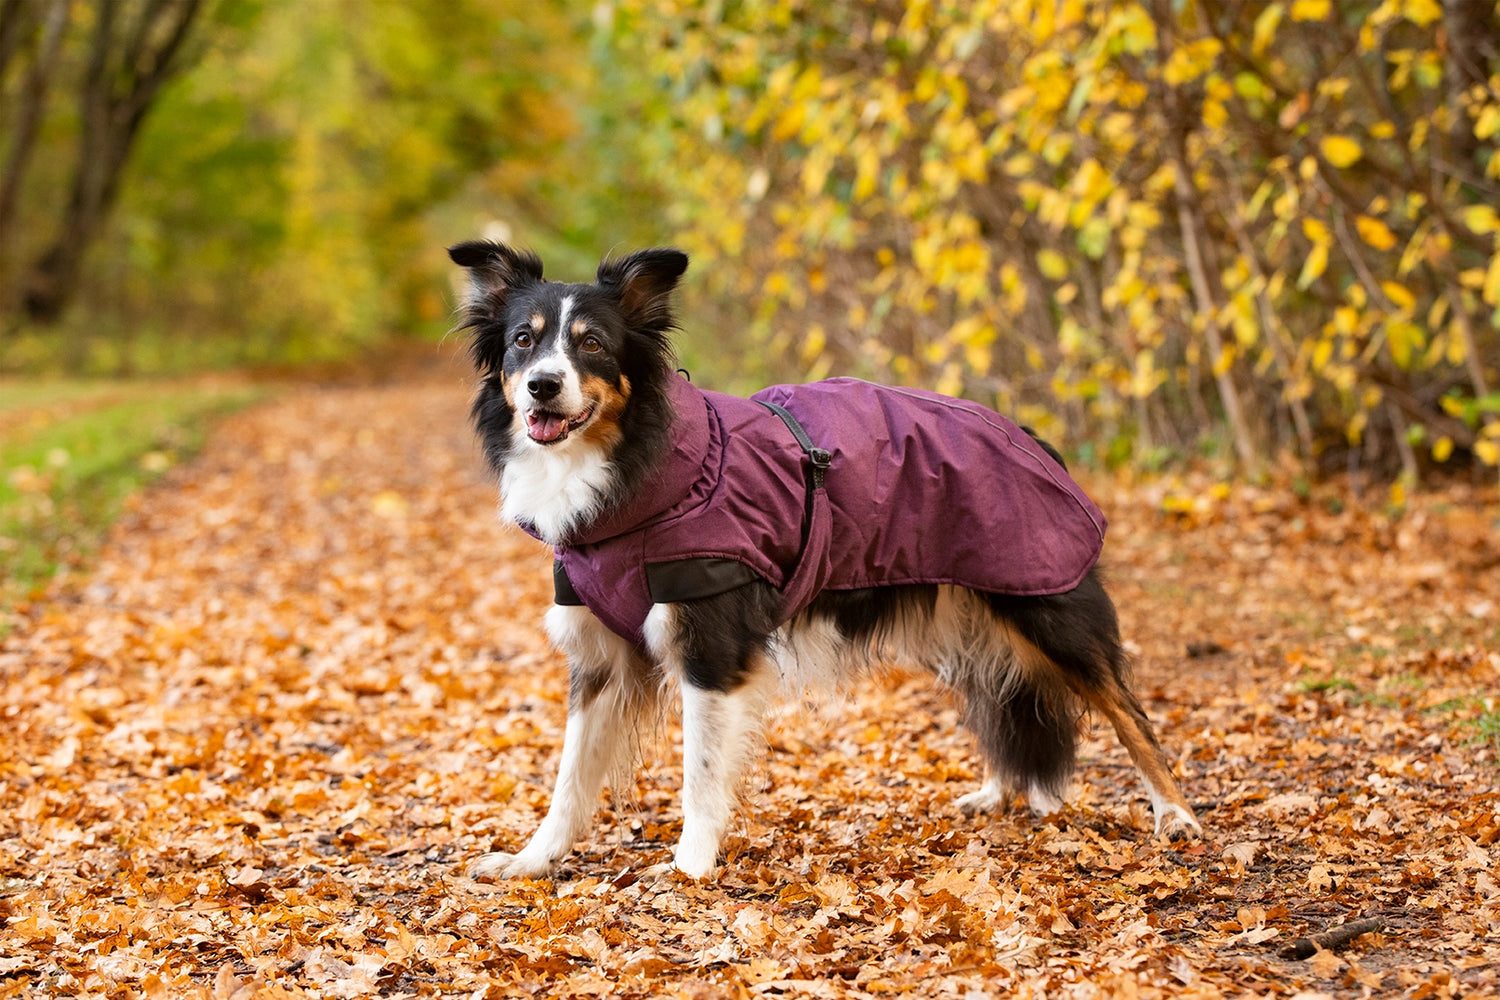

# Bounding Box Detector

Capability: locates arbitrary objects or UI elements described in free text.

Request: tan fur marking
[991,617,1055,687]
[572,319,588,336]
[576,373,630,450]
[1084,678,1195,815]
[530,313,545,331]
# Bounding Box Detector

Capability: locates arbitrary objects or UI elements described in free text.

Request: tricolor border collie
[449,240,1201,879]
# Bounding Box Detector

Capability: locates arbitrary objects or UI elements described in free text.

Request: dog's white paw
[672,837,719,880]
[1025,782,1065,818]
[955,785,1012,816]
[1153,804,1203,841]
[467,851,557,880]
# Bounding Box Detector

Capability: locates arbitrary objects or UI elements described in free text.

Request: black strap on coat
[756,400,832,493]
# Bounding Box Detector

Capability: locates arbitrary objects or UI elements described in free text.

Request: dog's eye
[581,336,602,354]
[514,332,533,349]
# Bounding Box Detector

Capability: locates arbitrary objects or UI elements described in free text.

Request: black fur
[807,583,938,645]
[674,581,784,692]
[985,572,1120,691]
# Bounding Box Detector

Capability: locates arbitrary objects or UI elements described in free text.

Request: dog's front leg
[676,665,776,877]
[645,592,780,879]
[470,606,649,880]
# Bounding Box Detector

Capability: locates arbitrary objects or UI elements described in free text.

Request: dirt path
[1,357,1497,998]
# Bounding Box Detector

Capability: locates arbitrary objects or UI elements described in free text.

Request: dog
[448,239,1201,879]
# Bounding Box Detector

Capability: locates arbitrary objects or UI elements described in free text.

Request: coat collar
[555,372,712,547]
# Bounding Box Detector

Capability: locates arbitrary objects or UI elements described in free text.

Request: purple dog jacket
[543,374,1107,645]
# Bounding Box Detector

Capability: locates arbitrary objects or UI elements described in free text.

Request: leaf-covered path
[2,360,1498,998]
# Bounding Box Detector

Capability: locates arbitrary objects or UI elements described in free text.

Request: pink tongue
[527,411,566,442]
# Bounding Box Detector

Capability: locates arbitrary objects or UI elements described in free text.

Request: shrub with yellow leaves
[612,0,1500,479]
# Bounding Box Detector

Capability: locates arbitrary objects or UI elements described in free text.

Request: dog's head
[449,241,687,458]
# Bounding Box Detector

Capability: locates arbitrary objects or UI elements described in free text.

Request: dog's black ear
[596,248,689,332]
[448,240,545,321]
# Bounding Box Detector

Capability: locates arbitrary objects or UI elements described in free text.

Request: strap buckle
[808,447,831,488]
[757,399,832,493]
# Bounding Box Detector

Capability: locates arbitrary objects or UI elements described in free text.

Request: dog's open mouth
[525,405,595,444]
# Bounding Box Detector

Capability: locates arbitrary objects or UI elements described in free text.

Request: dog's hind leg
[1077,677,1201,838]
[955,664,1078,819]
[985,572,1202,839]
[644,583,781,879]
[470,605,653,880]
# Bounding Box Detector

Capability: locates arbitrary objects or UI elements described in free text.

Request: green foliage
[0,380,263,601]
[618,0,1500,472]
[2,0,659,375]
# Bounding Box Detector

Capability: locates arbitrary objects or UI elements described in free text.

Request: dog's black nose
[527,372,563,401]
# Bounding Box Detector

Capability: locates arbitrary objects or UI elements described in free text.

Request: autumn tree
[0,0,208,325]
[617,0,1500,478]
[0,0,647,373]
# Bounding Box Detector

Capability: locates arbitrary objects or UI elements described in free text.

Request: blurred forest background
[1,0,1498,480]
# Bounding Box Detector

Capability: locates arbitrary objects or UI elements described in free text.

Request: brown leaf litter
[1,356,1497,998]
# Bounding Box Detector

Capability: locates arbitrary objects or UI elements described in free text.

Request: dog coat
[536,374,1107,645]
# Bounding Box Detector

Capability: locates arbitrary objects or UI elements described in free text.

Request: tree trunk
[21,0,203,325]
[0,0,38,91]
[0,0,69,297]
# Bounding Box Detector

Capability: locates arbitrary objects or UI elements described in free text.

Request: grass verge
[0,379,266,618]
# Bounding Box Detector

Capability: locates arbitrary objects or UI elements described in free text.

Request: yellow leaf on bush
[1290,0,1330,21]
[1320,135,1363,168]
[1252,4,1283,55]
[1385,320,1424,369]
[1402,0,1442,27]
[1004,153,1034,177]
[1355,215,1397,250]
[1381,281,1416,313]
[1477,106,1500,141]
[1431,436,1454,462]
[853,146,880,201]
[1162,38,1222,85]
[1484,255,1500,306]
[1302,217,1331,245]
[1037,249,1069,281]
[1389,478,1406,509]
[1298,243,1329,289]
[1461,204,1499,235]
[1477,439,1500,466]
[1213,343,1237,376]
[1445,323,1468,364]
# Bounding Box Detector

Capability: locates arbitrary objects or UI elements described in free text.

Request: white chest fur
[499,440,613,545]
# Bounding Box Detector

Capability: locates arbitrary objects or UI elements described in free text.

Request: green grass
[1471,709,1500,755]
[0,380,139,411]
[1422,696,1500,761]
[1,379,265,610]
[1295,676,1358,694]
